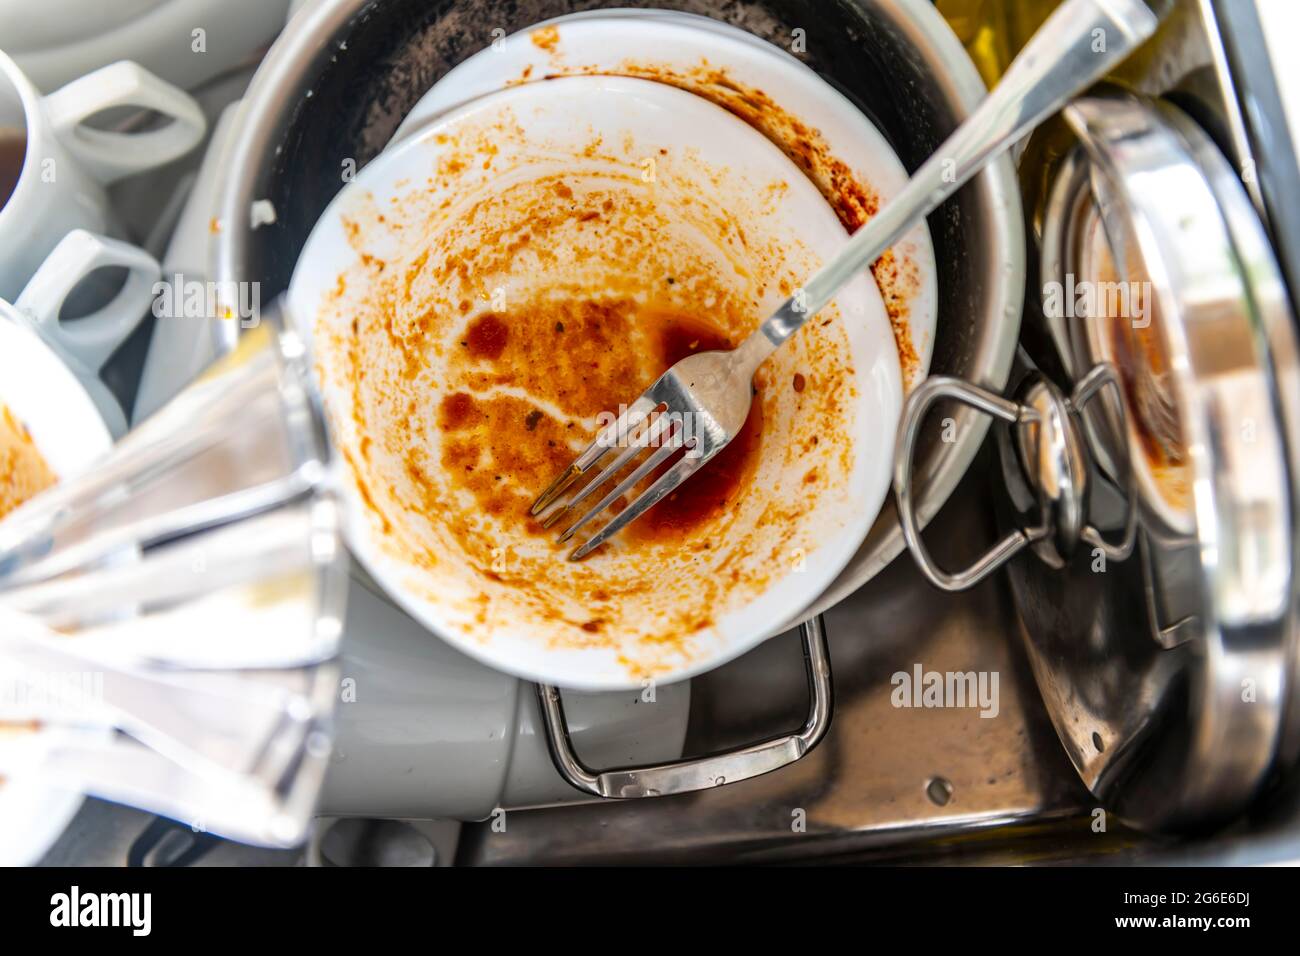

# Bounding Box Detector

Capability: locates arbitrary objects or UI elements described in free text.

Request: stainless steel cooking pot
[211,0,1026,618]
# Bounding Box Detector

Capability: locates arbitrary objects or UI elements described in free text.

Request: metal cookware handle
[538,616,832,798]
[895,377,1031,591]
[1070,364,1137,562]
[896,366,1136,592]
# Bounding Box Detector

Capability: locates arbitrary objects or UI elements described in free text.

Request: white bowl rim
[290,74,901,690]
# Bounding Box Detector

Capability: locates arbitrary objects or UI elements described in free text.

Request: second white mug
[0,50,206,301]
[6,229,161,438]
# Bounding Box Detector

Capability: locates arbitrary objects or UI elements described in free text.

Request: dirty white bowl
[395,8,937,390]
[0,302,112,865]
[291,75,901,690]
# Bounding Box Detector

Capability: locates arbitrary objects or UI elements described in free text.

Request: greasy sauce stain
[1096,246,1190,512]
[633,312,763,540]
[462,312,509,359]
[0,403,56,522]
[432,302,764,544]
[530,26,559,53]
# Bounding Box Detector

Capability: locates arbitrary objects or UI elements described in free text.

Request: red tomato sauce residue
[432,298,764,547]
[632,311,763,541]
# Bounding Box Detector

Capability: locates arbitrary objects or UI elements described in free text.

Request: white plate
[0,302,112,866]
[394,9,937,391]
[291,75,901,689]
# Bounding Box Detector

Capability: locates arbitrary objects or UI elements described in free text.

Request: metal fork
[532,0,1161,560]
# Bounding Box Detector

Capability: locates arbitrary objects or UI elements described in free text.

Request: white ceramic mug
[8,229,161,438]
[0,50,205,301]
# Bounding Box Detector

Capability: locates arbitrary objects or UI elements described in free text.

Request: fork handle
[750,0,1159,357]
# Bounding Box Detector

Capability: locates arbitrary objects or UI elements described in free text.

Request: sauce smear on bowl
[631,308,763,543]
[431,297,763,549]
[0,403,55,521]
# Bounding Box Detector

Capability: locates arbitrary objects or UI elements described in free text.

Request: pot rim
[212,0,1026,620]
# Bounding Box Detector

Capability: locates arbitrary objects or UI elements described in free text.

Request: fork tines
[530,395,704,560]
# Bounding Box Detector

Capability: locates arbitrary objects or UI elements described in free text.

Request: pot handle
[895,367,1136,592]
[894,377,1032,591]
[537,616,831,798]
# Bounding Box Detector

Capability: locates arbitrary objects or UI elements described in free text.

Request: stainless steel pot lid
[1045,151,1190,536]
[1022,91,1298,829]
[1045,93,1294,630]
[895,88,1297,829]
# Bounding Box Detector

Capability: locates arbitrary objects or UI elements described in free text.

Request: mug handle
[15,229,160,376]
[42,62,207,184]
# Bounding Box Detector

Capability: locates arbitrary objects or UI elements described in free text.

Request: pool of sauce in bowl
[632,309,763,542]
[436,300,763,548]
